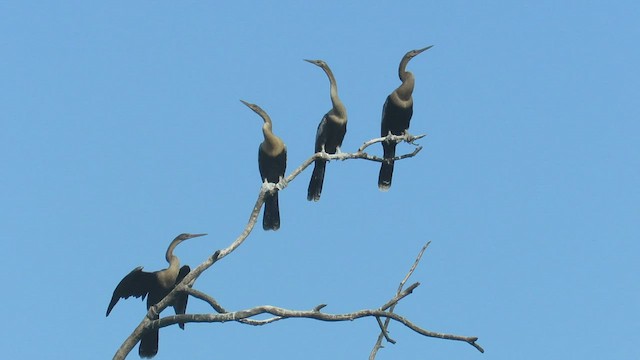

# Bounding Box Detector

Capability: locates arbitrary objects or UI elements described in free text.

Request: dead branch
[151,279,482,353]
[155,303,483,353]
[370,241,431,359]
[278,132,425,193]
[112,134,485,359]
[186,287,283,326]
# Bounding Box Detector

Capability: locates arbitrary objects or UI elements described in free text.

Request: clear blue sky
[1,1,638,359]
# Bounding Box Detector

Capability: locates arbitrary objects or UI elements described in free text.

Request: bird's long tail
[139,317,159,358]
[307,159,326,201]
[263,192,281,230]
[378,142,397,191]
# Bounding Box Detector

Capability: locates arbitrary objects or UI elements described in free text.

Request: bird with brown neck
[304,59,348,201]
[378,46,433,191]
[107,233,206,358]
[241,100,287,230]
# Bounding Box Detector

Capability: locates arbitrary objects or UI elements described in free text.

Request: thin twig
[186,287,283,325]
[375,317,396,344]
[379,282,420,311]
[185,288,226,314]
[357,133,426,153]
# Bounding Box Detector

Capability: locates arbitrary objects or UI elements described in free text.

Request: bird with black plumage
[379,46,433,191]
[241,100,287,231]
[106,233,206,358]
[304,59,348,201]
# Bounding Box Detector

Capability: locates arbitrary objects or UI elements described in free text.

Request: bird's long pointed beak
[416,45,434,54]
[187,233,207,239]
[240,100,267,121]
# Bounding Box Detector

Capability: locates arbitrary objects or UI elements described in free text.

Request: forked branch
[154,282,482,353]
[370,242,430,359]
[282,132,425,189]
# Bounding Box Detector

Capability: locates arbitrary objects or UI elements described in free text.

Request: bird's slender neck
[396,72,415,101]
[260,114,274,142]
[259,113,284,154]
[165,238,182,270]
[323,66,346,118]
[397,56,416,101]
[398,54,413,82]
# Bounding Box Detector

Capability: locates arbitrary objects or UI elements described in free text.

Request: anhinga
[106,233,207,358]
[305,59,348,201]
[241,100,287,231]
[378,46,433,191]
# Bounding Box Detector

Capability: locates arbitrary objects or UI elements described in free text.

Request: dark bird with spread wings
[106,233,206,358]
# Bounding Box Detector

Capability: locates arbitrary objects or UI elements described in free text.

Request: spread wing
[173,265,191,329]
[106,266,155,316]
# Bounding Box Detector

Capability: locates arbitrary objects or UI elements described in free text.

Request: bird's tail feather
[378,143,397,191]
[307,160,326,201]
[263,192,280,230]
[139,325,159,358]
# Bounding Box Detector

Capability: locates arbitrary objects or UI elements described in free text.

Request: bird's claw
[383,131,394,144]
[148,305,159,319]
[276,177,288,190]
[317,149,331,161]
[403,131,416,144]
[262,182,277,194]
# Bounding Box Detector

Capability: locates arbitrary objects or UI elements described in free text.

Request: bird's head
[304,59,328,69]
[165,233,206,261]
[240,100,270,124]
[240,99,261,115]
[174,233,207,244]
[405,45,434,60]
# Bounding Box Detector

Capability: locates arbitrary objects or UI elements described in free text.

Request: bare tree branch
[375,316,396,344]
[155,304,484,353]
[186,287,284,326]
[279,132,425,192]
[370,242,431,359]
[166,281,484,353]
[112,134,485,359]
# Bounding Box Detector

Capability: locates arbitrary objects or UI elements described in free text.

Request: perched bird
[106,233,207,358]
[379,46,433,191]
[241,100,287,230]
[305,59,348,201]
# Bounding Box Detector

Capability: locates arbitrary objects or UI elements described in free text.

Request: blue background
[1,1,638,359]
